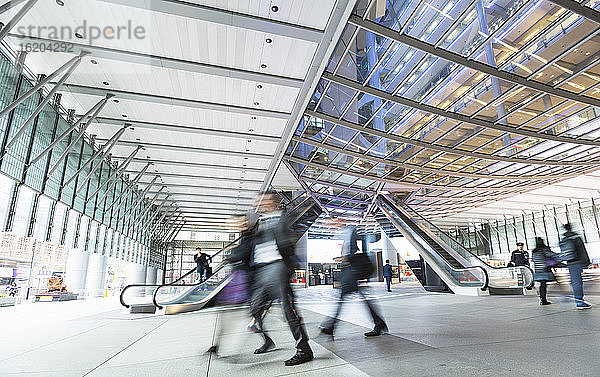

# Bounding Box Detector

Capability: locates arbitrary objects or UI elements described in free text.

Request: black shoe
[284,349,314,366]
[387,290,392,292]
[540,301,552,306]
[320,327,333,336]
[207,345,218,354]
[254,338,275,354]
[365,324,388,337]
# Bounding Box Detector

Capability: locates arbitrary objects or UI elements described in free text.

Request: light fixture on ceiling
[136,138,141,141]
[254,102,259,106]
[102,81,110,86]
[75,32,84,39]
[90,59,98,65]
[113,99,119,103]
[122,114,128,118]
[251,116,256,120]
[271,5,279,12]
[249,129,254,132]
[257,84,263,89]
[260,64,267,69]
[56,0,65,6]
[266,38,272,44]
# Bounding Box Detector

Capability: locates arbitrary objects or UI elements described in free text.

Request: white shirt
[252,212,283,265]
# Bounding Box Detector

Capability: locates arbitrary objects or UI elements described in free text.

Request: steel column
[0,0,37,41]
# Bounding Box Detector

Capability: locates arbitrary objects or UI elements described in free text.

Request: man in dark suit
[383,260,392,292]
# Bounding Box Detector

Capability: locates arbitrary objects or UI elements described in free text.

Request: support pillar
[65,250,89,297]
[145,266,158,285]
[86,253,108,297]
[126,262,147,285]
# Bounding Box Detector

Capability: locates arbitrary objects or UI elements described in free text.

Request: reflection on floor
[0,283,598,377]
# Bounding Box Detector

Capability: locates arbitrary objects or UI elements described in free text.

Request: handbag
[545,257,559,267]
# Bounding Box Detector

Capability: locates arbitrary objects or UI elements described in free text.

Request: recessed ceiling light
[90,59,98,65]
[113,99,119,103]
[260,64,267,69]
[75,32,84,39]
[122,114,128,118]
[136,138,141,141]
[265,38,272,44]
[56,0,65,6]
[251,116,256,120]
[246,149,250,152]
[271,5,279,12]
[257,84,262,89]
[254,102,259,106]
[249,129,254,132]
[102,81,110,86]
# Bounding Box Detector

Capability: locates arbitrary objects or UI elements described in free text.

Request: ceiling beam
[305,110,596,166]
[128,170,264,183]
[323,72,600,149]
[260,0,358,192]
[97,139,273,160]
[9,34,304,89]
[114,157,268,174]
[59,83,291,120]
[99,0,323,43]
[96,116,281,142]
[348,15,600,109]
[547,0,600,24]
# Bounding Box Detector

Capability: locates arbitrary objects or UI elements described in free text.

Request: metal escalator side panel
[164,274,235,315]
[375,199,487,295]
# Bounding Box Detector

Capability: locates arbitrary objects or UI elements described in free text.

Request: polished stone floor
[0,283,599,377]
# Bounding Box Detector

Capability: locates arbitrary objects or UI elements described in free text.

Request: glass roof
[285,0,600,220]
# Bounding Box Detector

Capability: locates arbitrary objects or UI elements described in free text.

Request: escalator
[120,194,322,315]
[375,194,534,295]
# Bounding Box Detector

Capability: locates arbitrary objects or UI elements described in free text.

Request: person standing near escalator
[510,242,529,267]
[531,237,559,306]
[194,248,211,280]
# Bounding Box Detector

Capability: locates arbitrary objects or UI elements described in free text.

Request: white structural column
[156,269,164,285]
[65,250,90,296]
[145,267,157,285]
[127,262,147,285]
[86,253,108,297]
[381,232,398,266]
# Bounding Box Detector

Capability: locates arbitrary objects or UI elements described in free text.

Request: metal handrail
[119,235,242,308]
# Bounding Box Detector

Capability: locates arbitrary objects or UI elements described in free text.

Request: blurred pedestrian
[383,259,392,292]
[248,191,313,366]
[320,220,388,337]
[531,237,559,306]
[560,224,592,309]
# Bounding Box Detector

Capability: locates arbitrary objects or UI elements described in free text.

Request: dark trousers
[539,281,547,302]
[384,277,391,291]
[250,261,310,352]
[322,288,386,332]
[568,263,585,301]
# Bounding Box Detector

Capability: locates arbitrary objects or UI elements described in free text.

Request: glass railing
[394,197,534,289]
[378,196,487,290]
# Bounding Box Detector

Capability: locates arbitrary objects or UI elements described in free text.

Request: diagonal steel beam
[348,15,600,109]
[548,0,600,24]
[28,95,114,168]
[98,159,149,206]
[0,53,87,120]
[122,176,159,224]
[282,159,330,216]
[0,0,27,14]
[72,126,128,195]
[322,72,600,148]
[305,109,598,166]
[47,95,111,177]
[62,126,127,189]
[99,0,323,42]
[0,0,36,40]
[85,147,142,203]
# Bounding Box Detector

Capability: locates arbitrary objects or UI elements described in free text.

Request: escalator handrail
[378,199,488,289]
[152,261,230,309]
[119,234,242,308]
[397,198,535,287]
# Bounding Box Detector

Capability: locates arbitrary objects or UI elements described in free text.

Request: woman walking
[531,237,559,305]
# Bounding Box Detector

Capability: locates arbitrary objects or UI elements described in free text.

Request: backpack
[349,253,374,280]
[559,235,578,262]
